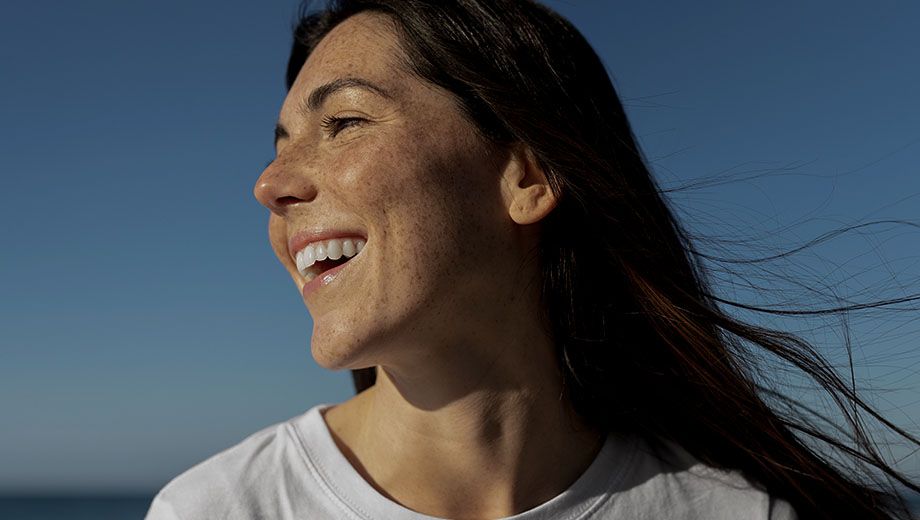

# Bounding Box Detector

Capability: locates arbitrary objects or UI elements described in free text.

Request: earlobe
[503,145,558,225]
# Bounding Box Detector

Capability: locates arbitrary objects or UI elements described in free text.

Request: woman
[147,1,919,518]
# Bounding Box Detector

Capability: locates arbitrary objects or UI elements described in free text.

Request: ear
[500,144,558,225]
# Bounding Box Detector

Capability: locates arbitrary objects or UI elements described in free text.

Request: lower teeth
[308,258,349,279]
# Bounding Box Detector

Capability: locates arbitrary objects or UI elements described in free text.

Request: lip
[287,228,368,262]
[301,255,355,299]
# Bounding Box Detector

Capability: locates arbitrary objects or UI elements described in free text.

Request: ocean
[0,497,153,520]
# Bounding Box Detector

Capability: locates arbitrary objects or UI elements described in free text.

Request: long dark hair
[283,1,919,517]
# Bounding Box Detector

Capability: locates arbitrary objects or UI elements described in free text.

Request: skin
[253,12,604,519]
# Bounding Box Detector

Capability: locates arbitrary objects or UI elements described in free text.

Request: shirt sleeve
[145,493,183,520]
[769,496,798,520]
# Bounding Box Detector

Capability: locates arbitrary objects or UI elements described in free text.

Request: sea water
[0,496,153,520]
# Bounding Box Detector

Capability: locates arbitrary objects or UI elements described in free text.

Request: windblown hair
[284,0,919,517]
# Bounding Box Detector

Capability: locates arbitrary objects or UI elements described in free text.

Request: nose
[253,160,318,214]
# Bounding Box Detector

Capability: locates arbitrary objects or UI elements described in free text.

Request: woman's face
[253,12,528,371]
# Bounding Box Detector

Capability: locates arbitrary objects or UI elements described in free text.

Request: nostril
[276,196,302,207]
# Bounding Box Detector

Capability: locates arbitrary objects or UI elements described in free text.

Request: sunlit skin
[253,12,605,519]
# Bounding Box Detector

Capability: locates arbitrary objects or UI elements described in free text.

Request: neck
[322,335,605,518]
[321,228,605,518]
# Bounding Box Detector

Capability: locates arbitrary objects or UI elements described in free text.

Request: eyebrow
[274,76,393,149]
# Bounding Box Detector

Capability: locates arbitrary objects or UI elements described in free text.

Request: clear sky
[1,0,918,495]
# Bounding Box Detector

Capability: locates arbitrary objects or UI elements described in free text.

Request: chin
[309,327,371,372]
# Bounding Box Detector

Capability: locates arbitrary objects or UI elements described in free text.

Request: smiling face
[253,12,533,371]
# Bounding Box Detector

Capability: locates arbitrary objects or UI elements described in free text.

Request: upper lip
[287,228,368,259]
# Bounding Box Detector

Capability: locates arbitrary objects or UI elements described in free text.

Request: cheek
[411,132,504,247]
[365,130,501,282]
[268,213,292,268]
[326,119,505,297]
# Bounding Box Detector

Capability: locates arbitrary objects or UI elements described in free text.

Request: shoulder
[144,413,312,520]
[605,437,798,520]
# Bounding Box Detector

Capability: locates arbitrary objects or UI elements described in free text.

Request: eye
[320,115,367,138]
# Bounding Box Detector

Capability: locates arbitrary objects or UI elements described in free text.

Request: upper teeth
[295,237,365,278]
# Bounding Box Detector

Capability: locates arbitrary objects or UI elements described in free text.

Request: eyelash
[320,115,366,137]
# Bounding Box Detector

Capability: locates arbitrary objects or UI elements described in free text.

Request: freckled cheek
[329,136,443,215]
[330,139,404,198]
[331,132,488,279]
[268,213,293,268]
[319,144,434,282]
[387,182,485,295]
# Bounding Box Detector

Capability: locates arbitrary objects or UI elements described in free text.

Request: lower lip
[301,258,354,299]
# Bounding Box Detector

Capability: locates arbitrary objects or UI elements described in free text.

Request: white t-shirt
[145,403,797,519]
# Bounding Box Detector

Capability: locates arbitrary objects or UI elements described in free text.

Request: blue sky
[1,1,918,494]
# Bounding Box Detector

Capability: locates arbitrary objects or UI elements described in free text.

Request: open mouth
[306,257,353,280]
[295,237,366,282]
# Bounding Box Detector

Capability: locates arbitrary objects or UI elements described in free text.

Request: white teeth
[296,250,306,273]
[295,237,365,279]
[327,240,342,260]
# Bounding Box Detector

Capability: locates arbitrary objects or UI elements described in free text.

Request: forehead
[284,12,408,112]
